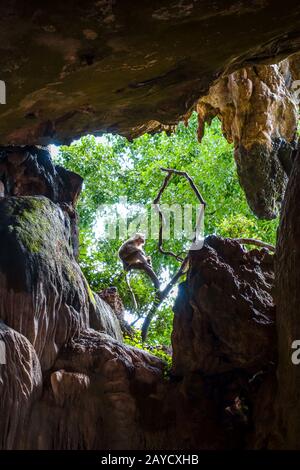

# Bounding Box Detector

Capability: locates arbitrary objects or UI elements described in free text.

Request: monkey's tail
[125,272,138,310]
[141,293,161,342]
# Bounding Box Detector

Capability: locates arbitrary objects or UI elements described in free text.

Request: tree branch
[141,167,206,341]
[153,167,206,262]
[160,167,206,206]
[141,256,189,341]
[233,238,275,252]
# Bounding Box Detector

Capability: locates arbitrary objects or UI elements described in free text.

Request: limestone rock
[197,57,300,219]
[25,329,166,450]
[1,1,300,145]
[0,146,83,205]
[0,322,42,449]
[51,369,90,407]
[172,236,276,376]
[98,286,133,337]
[0,196,90,370]
[24,329,254,450]
[273,149,300,449]
[89,292,123,342]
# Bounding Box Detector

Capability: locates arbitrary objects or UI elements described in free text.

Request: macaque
[118,233,160,294]
[118,233,151,270]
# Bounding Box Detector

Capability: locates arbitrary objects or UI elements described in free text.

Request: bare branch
[141,256,189,342]
[153,171,172,205]
[153,167,206,262]
[153,170,183,261]
[156,209,184,261]
[233,238,275,252]
[160,167,207,206]
[141,167,206,341]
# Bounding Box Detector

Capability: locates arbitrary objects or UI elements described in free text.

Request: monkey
[118,233,152,270]
[118,234,161,310]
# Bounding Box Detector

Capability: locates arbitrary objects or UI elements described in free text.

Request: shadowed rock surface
[20,236,276,450]
[1,1,300,145]
[0,150,123,371]
[89,292,123,342]
[0,167,278,449]
[0,145,83,256]
[99,286,133,337]
[0,146,83,204]
[172,236,276,377]
[0,322,42,449]
[23,329,236,450]
[24,330,166,450]
[273,148,300,449]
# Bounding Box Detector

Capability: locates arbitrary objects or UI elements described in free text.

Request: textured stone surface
[197,56,300,218]
[0,1,300,448]
[24,329,167,450]
[0,196,90,370]
[0,145,83,255]
[0,322,42,450]
[273,149,300,449]
[98,286,133,336]
[1,1,300,145]
[0,146,83,204]
[172,236,276,376]
[50,369,91,407]
[23,329,237,450]
[89,292,123,342]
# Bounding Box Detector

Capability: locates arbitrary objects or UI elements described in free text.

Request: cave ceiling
[1,0,300,145]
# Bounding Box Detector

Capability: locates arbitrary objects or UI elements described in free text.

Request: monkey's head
[132,233,145,246]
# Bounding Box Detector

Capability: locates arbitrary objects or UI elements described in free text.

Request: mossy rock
[0,196,90,370]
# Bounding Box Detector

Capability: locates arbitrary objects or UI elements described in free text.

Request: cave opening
[2,0,300,454]
[49,112,279,356]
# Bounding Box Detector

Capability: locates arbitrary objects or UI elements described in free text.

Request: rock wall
[273,149,300,449]
[0,147,129,449]
[0,195,91,371]
[172,236,276,377]
[172,236,277,449]
[1,1,300,145]
[0,322,42,449]
[89,292,123,342]
[197,55,300,219]
[0,181,277,449]
[0,144,279,449]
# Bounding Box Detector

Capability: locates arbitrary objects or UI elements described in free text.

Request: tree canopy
[55,113,278,347]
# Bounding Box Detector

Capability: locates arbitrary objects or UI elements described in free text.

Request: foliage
[124,329,172,374]
[55,113,278,346]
